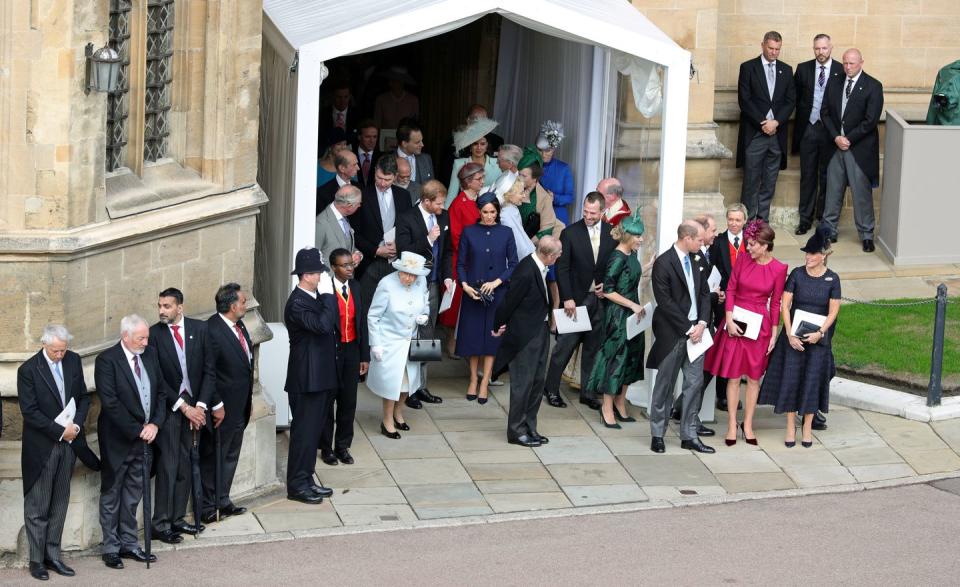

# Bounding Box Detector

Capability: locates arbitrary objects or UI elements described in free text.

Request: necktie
[132,355,142,379]
[704,248,710,263]
[733,236,740,250]
[845,78,853,100]
[818,65,825,88]
[171,324,184,350]
[234,323,249,356]
[342,284,349,300]
[335,111,345,129]
[340,216,351,239]
[684,255,692,276]
[361,152,371,180]
[683,256,697,320]
[52,361,66,405]
[766,63,776,99]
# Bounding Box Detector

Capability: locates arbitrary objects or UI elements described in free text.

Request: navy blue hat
[800,225,831,254]
[476,191,499,208]
[291,247,328,275]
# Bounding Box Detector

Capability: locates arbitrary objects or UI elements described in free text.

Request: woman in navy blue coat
[456,192,518,403]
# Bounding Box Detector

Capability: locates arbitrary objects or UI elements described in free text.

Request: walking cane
[142,441,152,569]
[190,427,203,539]
[214,425,222,522]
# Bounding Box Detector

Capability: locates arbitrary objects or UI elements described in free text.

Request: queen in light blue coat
[367,251,431,439]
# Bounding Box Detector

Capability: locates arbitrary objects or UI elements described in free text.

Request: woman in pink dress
[704,220,787,446]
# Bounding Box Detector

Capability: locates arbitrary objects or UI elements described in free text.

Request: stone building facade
[0,0,273,557]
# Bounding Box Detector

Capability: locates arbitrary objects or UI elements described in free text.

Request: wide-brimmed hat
[452,117,499,152]
[291,247,328,275]
[621,211,645,236]
[391,251,431,276]
[800,225,831,254]
[379,66,417,86]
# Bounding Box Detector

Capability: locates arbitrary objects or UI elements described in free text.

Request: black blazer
[17,350,93,495]
[792,58,845,153]
[708,230,745,293]
[148,317,217,411]
[355,149,381,189]
[645,248,711,369]
[556,220,615,305]
[316,177,358,217]
[94,343,169,492]
[318,106,360,142]
[283,287,339,394]
[206,314,254,428]
[350,184,413,278]
[736,57,796,170]
[337,280,370,363]
[820,71,884,186]
[395,205,453,282]
[492,255,550,378]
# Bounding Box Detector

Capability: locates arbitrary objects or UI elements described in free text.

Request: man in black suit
[492,237,563,448]
[18,324,91,580]
[395,180,452,409]
[820,47,884,253]
[543,191,614,410]
[792,34,845,235]
[96,315,169,569]
[316,149,360,215]
[396,123,434,185]
[319,81,359,141]
[320,248,370,466]
[708,204,746,411]
[148,288,214,543]
[284,248,339,503]
[201,283,254,522]
[736,30,796,221]
[351,154,413,312]
[646,221,714,455]
[355,119,381,190]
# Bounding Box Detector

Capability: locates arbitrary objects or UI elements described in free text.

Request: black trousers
[544,294,604,401]
[320,340,360,454]
[287,391,330,493]
[507,323,549,441]
[153,408,192,531]
[24,442,74,562]
[200,416,246,514]
[797,121,832,226]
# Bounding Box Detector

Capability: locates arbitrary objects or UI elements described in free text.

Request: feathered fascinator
[620,211,645,236]
[742,219,768,242]
[535,120,565,150]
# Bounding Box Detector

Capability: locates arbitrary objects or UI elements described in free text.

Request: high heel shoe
[614,409,636,423]
[393,418,410,431]
[466,392,478,401]
[477,396,489,405]
[784,440,796,448]
[725,436,737,447]
[380,422,401,439]
[801,440,813,448]
[601,413,621,429]
[740,422,758,446]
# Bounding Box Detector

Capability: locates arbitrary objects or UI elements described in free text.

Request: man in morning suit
[394,156,422,205]
[320,248,370,466]
[18,325,91,580]
[316,149,360,216]
[492,237,563,448]
[820,48,884,253]
[736,30,796,221]
[96,315,169,569]
[316,184,363,266]
[319,81,359,141]
[395,179,452,409]
[646,221,715,454]
[355,119,381,189]
[708,204,746,411]
[792,34,845,235]
[148,288,214,543]
[396,122,434,185]
[351,154,413,313]
[543,191,615,410]
[201,283,254,522]
[284,248,339,503]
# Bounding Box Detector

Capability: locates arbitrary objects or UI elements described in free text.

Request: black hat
[800,225,831,254]
[291,247,328,275]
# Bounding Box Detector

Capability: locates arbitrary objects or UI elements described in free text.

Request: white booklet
[732,305,763,340]
[55,397,76,427]
[707,266,722,292]
[553,307,592,334]
[687,328,714,362]
[439,282,456,314]
[626,302,653,340]
[790,309,827,336]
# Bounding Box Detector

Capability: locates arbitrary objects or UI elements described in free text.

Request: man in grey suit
[316,184,363,266]
[18,324,91,580]
[396,122,434,186]
[394,156,421,204]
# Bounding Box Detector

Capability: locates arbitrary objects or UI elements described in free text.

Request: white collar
[728,229,742,240]
[336,175,351,187]
[378,185,392,198]
[168,318,185,334]
[219,313,237,329]
[701,245,710,255]
[43,348,61,368]
[674,244,691,264]
[397,147,413,159]
[762,56,777,67]
[120,341,140,361]
[532,253,548,275]
[332,205,346,221]
[846,71,862,86]
[333,276,349,292]
[358,148,373,158]
[418,203,434,221]
[297,286,317,299]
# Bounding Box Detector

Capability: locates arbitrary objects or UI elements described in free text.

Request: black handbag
[795,320,821,344]
[408,325,442,362]
[522,211,541,238]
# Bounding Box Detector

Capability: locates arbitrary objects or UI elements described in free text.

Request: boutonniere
[694,254,701,262]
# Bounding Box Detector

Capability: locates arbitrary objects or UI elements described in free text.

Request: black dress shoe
[320,452,339,466]
[697,424,716,436]
[102,553,124,569]
[681,438,716,453]
[670,408,682,422]
[44,559,75,577]
[795,224,810,235]
[172,521,204,535]
[579,397,602,411]
[222,503,247,517]
[29,561,49,580]
[311,484,334,498]
[715,398,728,411]
[152,528,183,544]
[862,239,875,253]
[650,437,665,453]
[544,390,567,408]
[507,435,541,448]
[416,388,443,404]
[287,489,324,504]
[201,510,219,524]
[335,448,355,464]
[531,433,549,444]
[120,547,157,563]
[812,420,828,431]
[405,395,423,409]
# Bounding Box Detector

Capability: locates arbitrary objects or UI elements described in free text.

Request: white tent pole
[656,55,691,255]
[581,46,610,214]
[291,51,325,284]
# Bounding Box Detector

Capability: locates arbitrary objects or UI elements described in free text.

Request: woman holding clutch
[758,227,841,447]
[704,220,787,446]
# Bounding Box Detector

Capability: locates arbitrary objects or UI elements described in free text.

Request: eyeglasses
[334,262,356,268]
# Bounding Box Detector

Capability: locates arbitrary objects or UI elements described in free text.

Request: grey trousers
[24,442,75,563]
[544,295,604,401]
[650,339,705,441]
[822,149,875,240]
[740,132,782,220]
[507,322,549,441]
[152,408,191,532]
[100,443,150,554]
[417,281,440,390]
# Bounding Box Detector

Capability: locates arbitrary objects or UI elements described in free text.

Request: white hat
[453,117,499,152]
[391,251,431,276]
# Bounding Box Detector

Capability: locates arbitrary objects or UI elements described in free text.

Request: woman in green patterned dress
[584,212,648,429]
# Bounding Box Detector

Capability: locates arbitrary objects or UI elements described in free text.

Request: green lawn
[832,297,959,391]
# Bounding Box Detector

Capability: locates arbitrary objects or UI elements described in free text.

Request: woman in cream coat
[367,251,431,439]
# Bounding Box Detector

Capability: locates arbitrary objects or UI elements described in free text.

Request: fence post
[927,283,948,407]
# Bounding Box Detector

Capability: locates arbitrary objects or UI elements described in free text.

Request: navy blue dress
[456,223,518,357]
[759,267,841,415]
